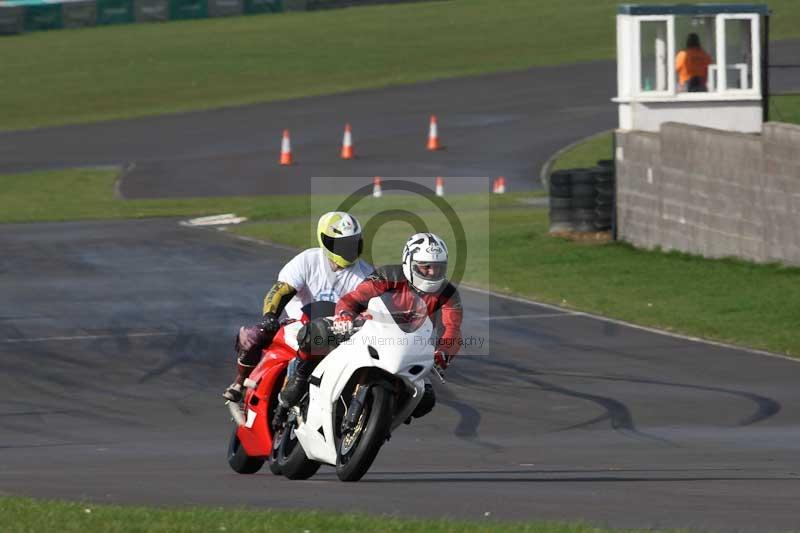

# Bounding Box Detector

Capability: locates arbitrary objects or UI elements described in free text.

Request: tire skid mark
[435,387,504,452]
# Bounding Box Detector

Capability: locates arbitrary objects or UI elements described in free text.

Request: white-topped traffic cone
[427,115,442,151]
[341,123,354,160]
[279,129,293,166]
[496,176,506,194]
[435,177,444,197]
[373,176,382,198]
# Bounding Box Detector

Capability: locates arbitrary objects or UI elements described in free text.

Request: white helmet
[401,233,449,294]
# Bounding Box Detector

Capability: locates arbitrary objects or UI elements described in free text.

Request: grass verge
[0,168,531,224]
[2,0,800,131]
[0,496,691,533]
[550,132,614,172]
[771,94,800,125]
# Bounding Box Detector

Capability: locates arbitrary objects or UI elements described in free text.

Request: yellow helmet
[317,211,363,268]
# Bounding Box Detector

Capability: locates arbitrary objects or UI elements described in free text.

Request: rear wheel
[267,421,284,475]
[335,384,393,482]
[227,427,265,474]
[266,372,286,476]
[273,415,320,480]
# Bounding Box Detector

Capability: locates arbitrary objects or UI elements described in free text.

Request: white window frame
[717,13,761,96]
[634,15,675,97]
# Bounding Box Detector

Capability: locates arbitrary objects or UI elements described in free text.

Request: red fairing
[336,265,463,358]
[235,320,301,458]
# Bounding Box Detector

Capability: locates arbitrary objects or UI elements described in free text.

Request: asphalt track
[3,44,800,532]
[3,218,800,532]
[1,40,799,196]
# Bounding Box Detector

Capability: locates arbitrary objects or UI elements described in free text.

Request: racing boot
[272,356,316,426]
[224,315,279,402]
[222,357,257,403]
[280,356,317,407]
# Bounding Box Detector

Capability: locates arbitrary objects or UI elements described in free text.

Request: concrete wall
[616,121,800,265]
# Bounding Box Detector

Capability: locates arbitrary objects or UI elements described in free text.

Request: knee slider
[412,383,436,419]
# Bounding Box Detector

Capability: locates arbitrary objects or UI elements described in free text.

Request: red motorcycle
[226,302,333,478]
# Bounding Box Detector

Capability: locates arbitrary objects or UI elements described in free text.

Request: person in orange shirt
[675,33,712,92]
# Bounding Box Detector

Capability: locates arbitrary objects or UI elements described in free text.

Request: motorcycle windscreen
[376,291,429,333]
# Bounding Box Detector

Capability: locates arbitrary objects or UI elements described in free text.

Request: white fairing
[294,296,435,466]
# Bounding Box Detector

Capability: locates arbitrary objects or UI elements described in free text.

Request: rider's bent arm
[335,270,393,317]
[437,286,464,359]
[262,281,298,317]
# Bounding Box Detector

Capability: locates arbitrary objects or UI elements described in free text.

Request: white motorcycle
[270,291,440,482]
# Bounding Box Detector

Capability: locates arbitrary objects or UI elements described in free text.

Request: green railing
[0,0,286,35]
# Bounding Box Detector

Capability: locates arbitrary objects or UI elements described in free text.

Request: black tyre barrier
[595,205,613,231]
[596,192,615,207]
[571,196,597,209]
[548,207,573,233]
[549,197,572,209]
[596,183,615,195]
[593,176,615,187]
[549,170,572,198]
[594,219,612,231]
[550,170,572,186]
[571,169,594,185]
[572,184,596,197]
[549,208,572,222]
[572,209,596,232]
[548,164,615,235]
[549,181,571,198]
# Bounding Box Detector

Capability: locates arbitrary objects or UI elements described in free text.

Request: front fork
[342,382,370,433]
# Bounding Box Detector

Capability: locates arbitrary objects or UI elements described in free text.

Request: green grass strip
[551,132,614,172]
[771,94,800,125]
[0,496,694,533]
[0,167,534,224]
[2,0,800,131]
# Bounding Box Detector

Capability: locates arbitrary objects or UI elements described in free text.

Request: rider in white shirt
[223,212,373,402]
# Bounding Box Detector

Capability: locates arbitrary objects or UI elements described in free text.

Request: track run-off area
[2,43,800,532]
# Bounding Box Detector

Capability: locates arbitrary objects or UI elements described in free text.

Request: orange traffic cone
[496,176,506,194]
[427,115,442,151]
[279,130,293,166]
[373,177,382,198]
[341,123,354,160]
[435,177,444,197]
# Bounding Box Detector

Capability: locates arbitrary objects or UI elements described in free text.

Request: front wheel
[335,384,393,482]
[227,427,265,474]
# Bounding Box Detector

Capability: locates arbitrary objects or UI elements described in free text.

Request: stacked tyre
[570,169,597,233]
[548,160,616,235]
[548,170,573,233]
[592,164,615,231]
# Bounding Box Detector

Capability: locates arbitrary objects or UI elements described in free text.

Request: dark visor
[321,233,363,262]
